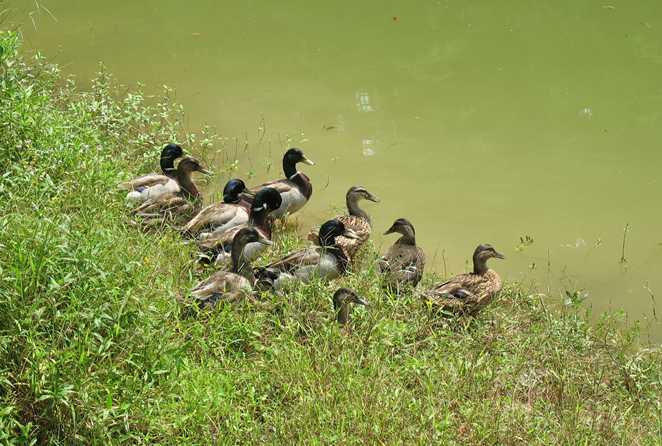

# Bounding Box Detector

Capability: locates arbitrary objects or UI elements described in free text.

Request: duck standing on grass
[332,288,368,326]
[120,143,190,204]
[182,179,253,238]
[191,227,272,309]
[378,218,425,293]
[197,188,282,264]
[131,157,210,225]
[308,186,379,260]
[422,244,504,314]
[250,148,314,218]
[254,219,359,291]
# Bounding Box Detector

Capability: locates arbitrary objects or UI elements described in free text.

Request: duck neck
[176,168,200,199]
[283,158,298,180]
[396,227,416,246]
[346,195,370,223]
[231,241,255,282]
[473,255,488,275]
[160,155,177,176]
[333,298,350,325]
[249,209,268,229]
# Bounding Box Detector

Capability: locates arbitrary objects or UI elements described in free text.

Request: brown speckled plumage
[379,219,425,293]
[422,244,504,314]
[307,186,378,262]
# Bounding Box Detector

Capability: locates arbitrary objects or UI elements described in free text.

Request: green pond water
[9,0,662,340]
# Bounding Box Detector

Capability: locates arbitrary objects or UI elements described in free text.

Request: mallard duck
[308,186,379,260]
[422,244,504,313]
[255,219,359,291]
[251,148,314,218]
[122,154,209,205]
[191,227,272,309]
[378,218,425,293]
[131,157,210,224]
[182,179,253,238]
[332,288,368,326]
[197,187,282,263]
[119,143,184,192]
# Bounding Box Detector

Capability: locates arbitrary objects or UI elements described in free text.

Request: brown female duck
[378,218,425,293]
[422,244,504,313]
[308,186,379,260]
[332,288,368,326]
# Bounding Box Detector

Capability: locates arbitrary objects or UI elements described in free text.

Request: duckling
[191,227,272,309]
[422,244,504,313]
[308,186,379,260]
[182,179,253,238]
[119,143,184,192]
[255,219,359,291]
[131,157,210,223]
[378,218,425,293]
[251,148,314,218]
[332,288,368,326]
[197,187,282,263]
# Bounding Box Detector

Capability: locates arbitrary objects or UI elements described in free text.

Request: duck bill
[198,168,212,176]
[367,193,380,203]
[302,156,315,166]
[494,251,505,260]
[383,224,396,235]
[343,228,360,240]
[258,237,273,246]
[355,296,369,306]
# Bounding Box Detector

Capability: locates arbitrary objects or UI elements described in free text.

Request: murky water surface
[10,0,662,339]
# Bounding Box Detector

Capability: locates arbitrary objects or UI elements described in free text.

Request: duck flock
[120,144,505,323]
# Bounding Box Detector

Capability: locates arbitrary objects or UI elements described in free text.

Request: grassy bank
[1,32,661,445]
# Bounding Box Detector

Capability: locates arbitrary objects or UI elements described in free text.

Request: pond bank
[0,33,660,444]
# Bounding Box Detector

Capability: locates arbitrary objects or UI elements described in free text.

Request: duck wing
[184,202,248,235]
[119,173,170,191]
[262,246,322,273]
[191,271,252,308]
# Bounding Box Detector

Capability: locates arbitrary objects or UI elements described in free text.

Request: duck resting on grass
[332,287,368,326]
[197,187,282,264]
[119,143,184,193]
[182,178,253,238]
[308,186,379,260]
[190,227,272,309]
[250,148,314,219]
[255,219,359,291]
[378,218,425,293]
[120,144,200,204]
[131,157,210,225]
[422,244,504,314]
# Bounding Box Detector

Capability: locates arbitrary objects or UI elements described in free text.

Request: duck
[120,144,194,204]
[119,143,184,192]
[308,186,379,260]
[332,288,368,326]
[197,187,282,263]
[254,219,359,291]
[250,148,314,218]
[378,218,425,293]
[182,178,253,238]
[190,227,272,309]
[131,157,210,224]
[122,153,209,205]
[422,244,504,313]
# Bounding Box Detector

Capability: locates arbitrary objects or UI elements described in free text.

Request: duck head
[177,156,211,175]
[347,186,379,203]
[283,148,314,179]
[332,287,369,325]
[318,219,359,247]
[472,244,505,274]
[222,179,248,203]
[384,218,416,243]
[231,227,273,274]
[250,187,283,215]
[160,143,184,173]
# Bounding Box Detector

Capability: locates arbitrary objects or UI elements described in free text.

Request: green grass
[1,31,661,445]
